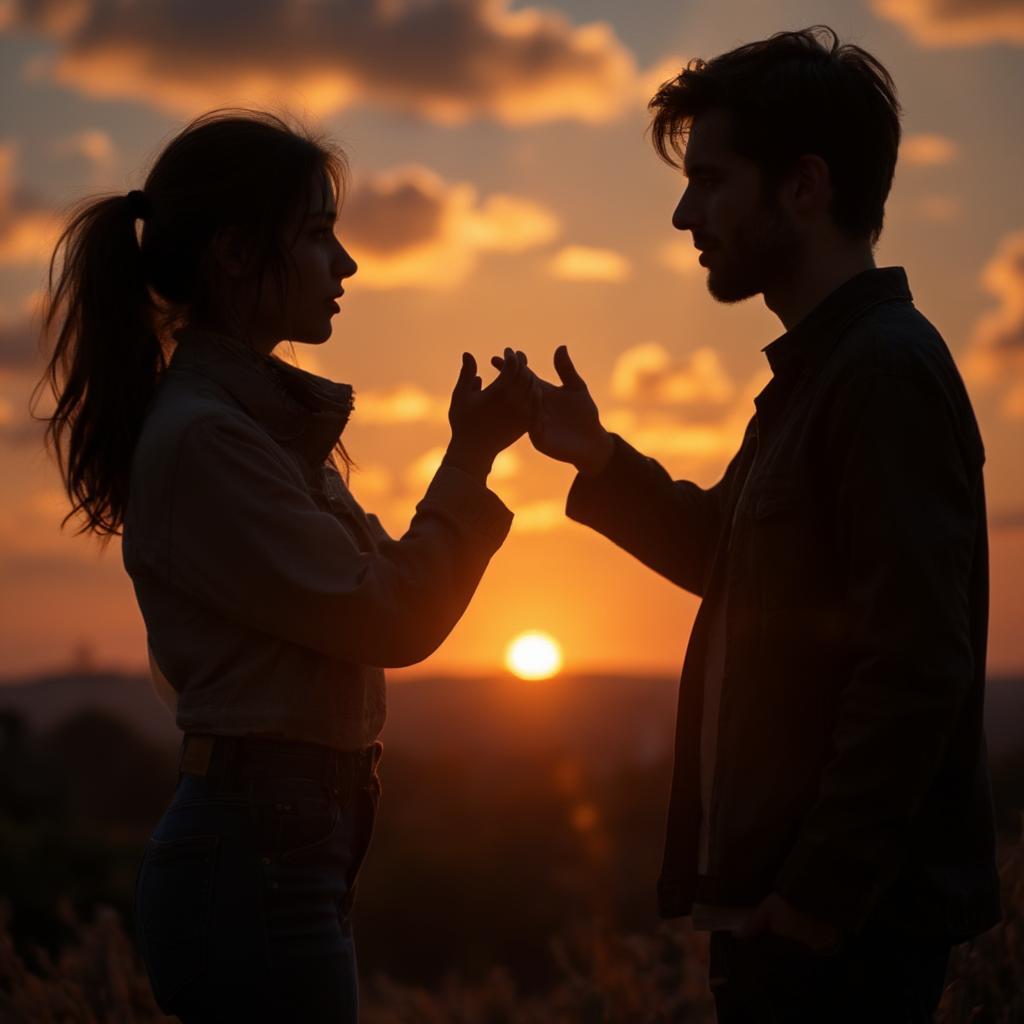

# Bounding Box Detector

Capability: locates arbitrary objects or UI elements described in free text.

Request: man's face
[672,108,800,303]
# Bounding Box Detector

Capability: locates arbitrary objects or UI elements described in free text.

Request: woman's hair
[648,26,901,245]
[31,108,351,542]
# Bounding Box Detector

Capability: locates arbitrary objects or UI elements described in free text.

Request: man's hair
[648,26,901,244]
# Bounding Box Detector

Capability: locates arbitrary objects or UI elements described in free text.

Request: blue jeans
[133,755,380,1022]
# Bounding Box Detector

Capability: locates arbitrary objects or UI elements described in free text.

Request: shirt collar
[169,326,354,468]
[761,266,912,379]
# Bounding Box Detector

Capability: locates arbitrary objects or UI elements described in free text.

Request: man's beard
[706,203,801,304]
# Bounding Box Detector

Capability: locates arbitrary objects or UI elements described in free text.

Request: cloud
[901,133,959,165]
[609,343,734,406]
[871,0,1024,46]
[354,384,449,426]
[548,245,630,283]
[49,128,117,185]
[602,408,742,460]
[510,499,566,533]
[343,165,559,289]
[963,229,1024,417]
[0,311,43,377]
[0,143,63,266]
[658,240,703,277]
[6,0,640,124]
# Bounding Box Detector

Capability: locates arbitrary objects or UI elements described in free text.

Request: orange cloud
[0,143,63,266]
[658,240,703,277]
[871,0,1024,46]
[548,245,631,283]
[7,0,640,124]
[354,384,450,426]
[963,229,1024,418]
[610,343,734,406]
[343,165,559,289]
[49,128,117,186]
[901,133,959,165]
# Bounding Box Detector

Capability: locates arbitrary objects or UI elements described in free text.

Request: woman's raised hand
[444,347,536,480]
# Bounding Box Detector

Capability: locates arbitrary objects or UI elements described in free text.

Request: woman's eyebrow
[308,209,338,222]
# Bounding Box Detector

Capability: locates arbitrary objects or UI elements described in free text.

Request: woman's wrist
[442,438,495,482]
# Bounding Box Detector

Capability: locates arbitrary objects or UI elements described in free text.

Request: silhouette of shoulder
[823,298,984,468]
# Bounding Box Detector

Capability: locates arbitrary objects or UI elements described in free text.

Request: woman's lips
[327,299,340,313]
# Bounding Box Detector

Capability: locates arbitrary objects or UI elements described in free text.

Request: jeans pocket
[134,832,219,1013]
[251,778,343,865]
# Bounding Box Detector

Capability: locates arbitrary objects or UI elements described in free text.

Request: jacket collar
[761,266,912,379]
[169,326,354,468]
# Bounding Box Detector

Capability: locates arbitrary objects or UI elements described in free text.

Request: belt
[178,732,382,796]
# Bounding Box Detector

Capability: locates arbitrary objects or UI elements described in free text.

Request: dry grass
[0,841,1020,1023]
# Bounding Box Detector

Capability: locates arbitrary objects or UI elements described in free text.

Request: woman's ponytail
[32,188,165,542]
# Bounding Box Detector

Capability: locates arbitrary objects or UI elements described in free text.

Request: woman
[34,109,532,1021]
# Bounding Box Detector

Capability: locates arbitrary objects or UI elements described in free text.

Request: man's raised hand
[520,345,614,477]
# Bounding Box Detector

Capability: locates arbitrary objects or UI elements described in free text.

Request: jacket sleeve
[162,412,513,668]
[564,425,754,597]
[774,368,983,934]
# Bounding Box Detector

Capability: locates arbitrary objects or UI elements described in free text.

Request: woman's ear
[209,225,250,281]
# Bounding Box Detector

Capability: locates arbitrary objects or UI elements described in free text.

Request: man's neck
[763,243,877,331]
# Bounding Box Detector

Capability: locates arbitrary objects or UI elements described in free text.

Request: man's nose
[672,188,697,232]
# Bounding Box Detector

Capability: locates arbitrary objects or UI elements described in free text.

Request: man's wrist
[443,439,495,482]
[574,430,614,478]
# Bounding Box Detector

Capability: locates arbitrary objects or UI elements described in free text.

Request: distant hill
[1,668,1022,765]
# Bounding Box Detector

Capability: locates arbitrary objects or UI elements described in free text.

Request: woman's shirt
[122,327,513,751]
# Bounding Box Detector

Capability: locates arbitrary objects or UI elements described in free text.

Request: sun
[505,631,563,681]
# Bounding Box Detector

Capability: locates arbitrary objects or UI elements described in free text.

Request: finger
[490,355,505,371]
[516,349,528,368]
[490,346,520,392]
[553,345,586,390]
[456,352,478,390]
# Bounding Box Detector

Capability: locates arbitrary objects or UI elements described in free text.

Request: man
[520,26,1001,1023]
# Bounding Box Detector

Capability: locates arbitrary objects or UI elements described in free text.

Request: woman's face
[253,168,358,350]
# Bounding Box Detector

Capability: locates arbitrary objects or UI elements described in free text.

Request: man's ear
[209,225,250,281]
[788,153,832,219]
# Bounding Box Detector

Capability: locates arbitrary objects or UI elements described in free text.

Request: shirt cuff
[565,433,649,528]
[419,462,514,549]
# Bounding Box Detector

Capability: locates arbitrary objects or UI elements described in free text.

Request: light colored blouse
[123,327,512,751]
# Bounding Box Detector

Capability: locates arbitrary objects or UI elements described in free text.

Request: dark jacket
[567,267,1001,941]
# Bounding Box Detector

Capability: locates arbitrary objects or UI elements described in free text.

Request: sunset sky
[1,0,1022,680]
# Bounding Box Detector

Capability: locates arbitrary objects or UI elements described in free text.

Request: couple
[37,24,1000,1024]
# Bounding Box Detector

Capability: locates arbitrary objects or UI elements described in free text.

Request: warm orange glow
[505,631,563,680]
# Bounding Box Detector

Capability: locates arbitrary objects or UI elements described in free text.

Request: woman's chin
[292,325,333,345]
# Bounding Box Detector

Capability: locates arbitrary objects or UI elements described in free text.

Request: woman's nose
[335,241,358,279]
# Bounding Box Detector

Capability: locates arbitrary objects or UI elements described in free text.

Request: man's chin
[706,270,761,304]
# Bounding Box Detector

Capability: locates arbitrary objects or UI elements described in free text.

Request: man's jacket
[567,267,1001,941]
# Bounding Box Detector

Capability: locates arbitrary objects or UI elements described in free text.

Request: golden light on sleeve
[505,631,563,680]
